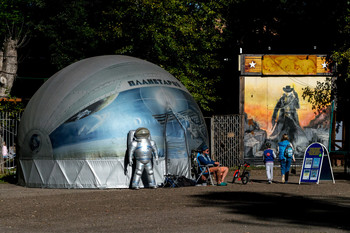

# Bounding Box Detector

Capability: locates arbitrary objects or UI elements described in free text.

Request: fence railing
[0,112,21,175]
[1,112,243,174]
[210,114,243,168]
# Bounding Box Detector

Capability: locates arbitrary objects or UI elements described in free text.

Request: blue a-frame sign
[299,142,335,184]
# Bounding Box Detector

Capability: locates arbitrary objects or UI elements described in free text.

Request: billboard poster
[240,54,332,162]
[243,75,331,160]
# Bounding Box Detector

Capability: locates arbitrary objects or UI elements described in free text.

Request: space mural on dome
[49,86,207,160]
[243,76,331,159]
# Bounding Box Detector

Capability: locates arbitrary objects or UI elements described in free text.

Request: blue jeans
[280,158,292,175]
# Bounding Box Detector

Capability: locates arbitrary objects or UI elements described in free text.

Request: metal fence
[0,112,243,173]
[0,112,21,175]
[210,114,243,168]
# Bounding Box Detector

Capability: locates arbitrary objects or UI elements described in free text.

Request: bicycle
[231,162,250,184]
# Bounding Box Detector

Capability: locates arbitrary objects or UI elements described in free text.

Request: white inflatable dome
[17,55,208,188]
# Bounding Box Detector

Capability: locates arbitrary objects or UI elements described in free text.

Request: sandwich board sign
[299,142,335,184]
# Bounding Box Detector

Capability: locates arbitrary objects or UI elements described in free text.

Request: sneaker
[217,182,227,186]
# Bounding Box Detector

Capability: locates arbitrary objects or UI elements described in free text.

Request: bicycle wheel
[241,174,249,184]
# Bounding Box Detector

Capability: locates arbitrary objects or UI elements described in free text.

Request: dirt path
[1,169,349,233]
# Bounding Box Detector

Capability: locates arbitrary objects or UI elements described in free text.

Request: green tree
[223,0,342,54]
[301,2,350,116]
[331,4,350,119]
[0,95,24,114]
[299,1,350,151]
[301,77,332,114]
[0,0,33,97]
[33,0,227,112]
[32,0,101,69]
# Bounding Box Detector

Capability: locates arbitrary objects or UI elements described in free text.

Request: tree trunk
[0,38,18,97]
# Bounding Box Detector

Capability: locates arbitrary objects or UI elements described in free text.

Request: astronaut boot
[131,178,140,190]
[148,179,157,189]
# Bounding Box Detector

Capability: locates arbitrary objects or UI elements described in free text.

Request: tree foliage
[0,0,35,98]
[0,96,24,114]
[32,0,101,68]
[0,0,29,39]
[330,51,350,119]
[301,78,332,114]
[3,0,350,115]
[98,1,227,111]
[0,0,34,60]
[30,0,227,111]
[301,2,350,118]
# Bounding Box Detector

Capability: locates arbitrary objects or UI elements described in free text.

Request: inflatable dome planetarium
[17,55,208,188]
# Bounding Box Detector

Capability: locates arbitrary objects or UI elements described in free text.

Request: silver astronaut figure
[128,127,159,189]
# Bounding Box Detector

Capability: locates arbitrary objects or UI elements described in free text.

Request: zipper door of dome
[164,111,190,177]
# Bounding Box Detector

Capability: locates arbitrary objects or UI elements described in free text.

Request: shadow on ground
[0,173,17,184]
[192,191,350,231]
[250,169,350,184]
[334,171,350,181]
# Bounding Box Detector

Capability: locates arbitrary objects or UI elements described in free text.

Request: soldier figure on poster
[270,85,302,142]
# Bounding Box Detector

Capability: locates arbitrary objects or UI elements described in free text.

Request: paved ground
[0,167,349,233]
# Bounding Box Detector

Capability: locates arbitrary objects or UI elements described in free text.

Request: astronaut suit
[128,127,158,189]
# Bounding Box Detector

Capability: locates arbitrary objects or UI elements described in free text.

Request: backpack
[176,176,196,187]
[284,144,293,158]
[162,175,196,188]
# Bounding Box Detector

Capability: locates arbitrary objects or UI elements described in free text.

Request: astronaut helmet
[134,127,150,139]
